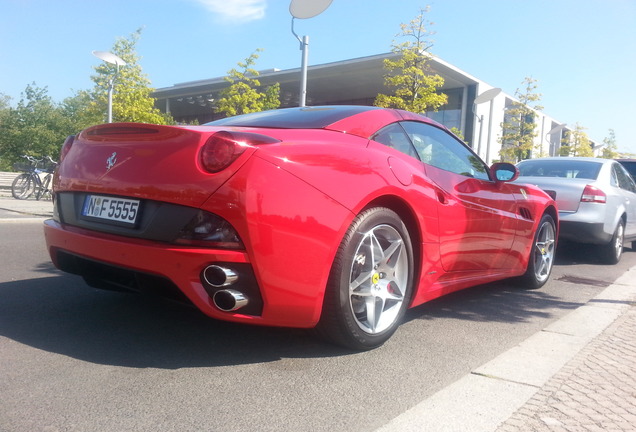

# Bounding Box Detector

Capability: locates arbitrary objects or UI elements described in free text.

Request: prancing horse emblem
[106,152,117,171]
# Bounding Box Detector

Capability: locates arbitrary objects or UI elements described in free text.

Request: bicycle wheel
[35,174,51,200]
[11,173,36,200]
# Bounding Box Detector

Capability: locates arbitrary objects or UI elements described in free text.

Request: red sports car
[44,106,557,350]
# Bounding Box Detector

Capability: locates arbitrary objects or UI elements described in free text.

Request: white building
[152,52,594,164]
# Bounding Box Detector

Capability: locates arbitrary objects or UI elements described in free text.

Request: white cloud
[193,0,267,22]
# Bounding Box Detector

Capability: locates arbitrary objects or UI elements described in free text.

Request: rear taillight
[199,131,279,173]
[581,185,606,203]
[59,135,75,162]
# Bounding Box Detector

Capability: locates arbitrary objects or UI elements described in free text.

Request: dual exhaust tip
[202,265,248,312]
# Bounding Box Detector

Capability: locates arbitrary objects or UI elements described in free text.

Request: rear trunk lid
[516,176,593,212]
[57,123,256,208]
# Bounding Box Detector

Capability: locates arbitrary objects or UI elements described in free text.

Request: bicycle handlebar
[22,155,41,164]
[21,155,58,165]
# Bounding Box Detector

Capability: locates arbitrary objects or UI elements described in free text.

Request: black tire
[35,175,50,200]
[11,173,35,200]
[518,213,556,289]
[600,220,624,265]
[316,207,414,350]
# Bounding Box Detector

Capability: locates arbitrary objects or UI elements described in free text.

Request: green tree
[499,77,543,162]
[558,143,571,157]
[84,28,173,124]
[59,89,98,131]
[563,123,593,157]
[0,84,76,170]
[0,92,10,110]
[449,127,464,141]
[215,50,280,117]
[374,7,447,113]
[601,129,619,159]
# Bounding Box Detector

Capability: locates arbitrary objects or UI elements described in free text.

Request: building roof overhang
[152,52,485,115]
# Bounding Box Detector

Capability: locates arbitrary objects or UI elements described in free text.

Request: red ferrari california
[44,106,557,349]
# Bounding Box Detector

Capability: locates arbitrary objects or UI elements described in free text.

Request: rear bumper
[43,219,320,327]
[558,220,613,244]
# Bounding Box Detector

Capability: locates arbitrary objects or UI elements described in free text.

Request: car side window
[371,123,420,160]
[400,121,490,180]
[613,163,636,193]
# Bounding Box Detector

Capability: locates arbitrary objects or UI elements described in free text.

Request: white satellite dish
[475,87,501,104]
[289,0,333,19]
[547,123,568,135]
[92,50,127,66]
[474,87,501,104]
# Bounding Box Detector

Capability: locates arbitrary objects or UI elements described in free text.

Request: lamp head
[289,0,333,19]
[92,50,126,66]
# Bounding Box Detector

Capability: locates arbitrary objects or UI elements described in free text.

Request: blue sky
[2,0,635,153]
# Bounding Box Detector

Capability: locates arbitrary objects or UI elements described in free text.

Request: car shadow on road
[0,248,616,369]
[403,280,580,327]
[402,244,629,326]
[555,241,636,266]
[0,271,352,369]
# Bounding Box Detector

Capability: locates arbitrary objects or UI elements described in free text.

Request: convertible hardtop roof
[207,105,386,129]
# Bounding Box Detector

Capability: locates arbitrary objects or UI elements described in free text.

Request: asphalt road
[1,219,633,432]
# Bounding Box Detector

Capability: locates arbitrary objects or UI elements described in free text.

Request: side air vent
[519,207,533,220]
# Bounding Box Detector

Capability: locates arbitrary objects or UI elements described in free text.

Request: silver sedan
[516,157,636,264]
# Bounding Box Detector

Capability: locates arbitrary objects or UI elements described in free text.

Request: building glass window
[424,88,463,131]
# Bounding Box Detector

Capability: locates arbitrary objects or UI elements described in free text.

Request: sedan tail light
[199,131,279,173]
[581,185,606,203]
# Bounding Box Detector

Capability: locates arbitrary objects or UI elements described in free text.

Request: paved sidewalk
[0,190,54,218]
[0,170,54,216]
[496,306,636,432]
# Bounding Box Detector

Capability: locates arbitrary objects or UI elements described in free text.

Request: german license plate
[82,195,140,226]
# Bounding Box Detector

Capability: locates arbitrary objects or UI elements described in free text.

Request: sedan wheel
[518,214,556,289]
[601,220,625,265]
[316,207,413,350]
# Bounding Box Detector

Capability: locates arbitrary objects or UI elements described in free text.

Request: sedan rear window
[618,160,636,180]
[517,160,601,180]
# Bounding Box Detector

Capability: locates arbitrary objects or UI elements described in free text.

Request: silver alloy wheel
[614,222,625,260]
[348,224,408,334]
[533,218,556,283]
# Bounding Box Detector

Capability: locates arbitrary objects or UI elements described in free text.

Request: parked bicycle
[11,155,58,200]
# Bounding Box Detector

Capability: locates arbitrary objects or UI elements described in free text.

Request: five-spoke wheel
[349,223,409,334]
[317,207,413,350]
[519,213,556,289]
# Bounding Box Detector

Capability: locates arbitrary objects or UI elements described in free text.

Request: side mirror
[491,162,519,182]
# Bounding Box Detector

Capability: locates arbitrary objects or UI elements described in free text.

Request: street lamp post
[473,88,501,163]
[289,0,332,107]
[92,50,127,123]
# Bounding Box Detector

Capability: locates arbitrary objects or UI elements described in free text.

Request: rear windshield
[205,106,379,129]
[618,160,636,179]
[517,160,602,180]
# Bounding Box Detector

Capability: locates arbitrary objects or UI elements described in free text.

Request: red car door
[400,121,517,271]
